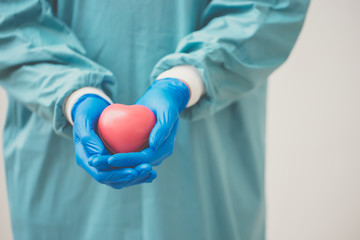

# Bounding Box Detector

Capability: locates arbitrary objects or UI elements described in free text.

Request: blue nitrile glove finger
[104,164,157,189]
[111,164,157,189]
[145,170,157,183]
[74,130,138,184]
[72,94,157,188]
[128,164,157,185]
[135,78,189,150]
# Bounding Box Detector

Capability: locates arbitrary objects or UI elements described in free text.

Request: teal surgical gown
[0,0,309,239]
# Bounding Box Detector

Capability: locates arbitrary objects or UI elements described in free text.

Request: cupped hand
[72,94,157,189]
[97,78,190,169]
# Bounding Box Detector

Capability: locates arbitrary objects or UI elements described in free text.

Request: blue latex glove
[102,78,190,168]
[72,94,157,189]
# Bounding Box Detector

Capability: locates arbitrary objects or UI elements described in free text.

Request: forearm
[151,0,310,121]
[0,0,115,137]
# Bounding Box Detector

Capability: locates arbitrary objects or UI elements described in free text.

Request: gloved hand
[72,94,157,189]
[101,78,190,168]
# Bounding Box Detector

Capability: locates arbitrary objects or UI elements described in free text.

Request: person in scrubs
[0,0,310,239]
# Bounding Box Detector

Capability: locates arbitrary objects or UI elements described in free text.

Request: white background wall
[0,0,359,239]
[0,87,11,239]
[266,0,360,239]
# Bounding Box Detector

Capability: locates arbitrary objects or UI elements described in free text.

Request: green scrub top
[0,0,309,239]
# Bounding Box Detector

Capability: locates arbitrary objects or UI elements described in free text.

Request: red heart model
[97,104,156,154]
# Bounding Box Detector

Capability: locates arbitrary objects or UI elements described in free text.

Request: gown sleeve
[0,0,115,137]
[151,0,310,121]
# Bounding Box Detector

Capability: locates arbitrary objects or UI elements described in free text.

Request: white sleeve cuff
[156,65,205,108]
[63,87,113,125]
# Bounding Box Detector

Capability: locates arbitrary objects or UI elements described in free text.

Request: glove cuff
[156,65,205,108]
